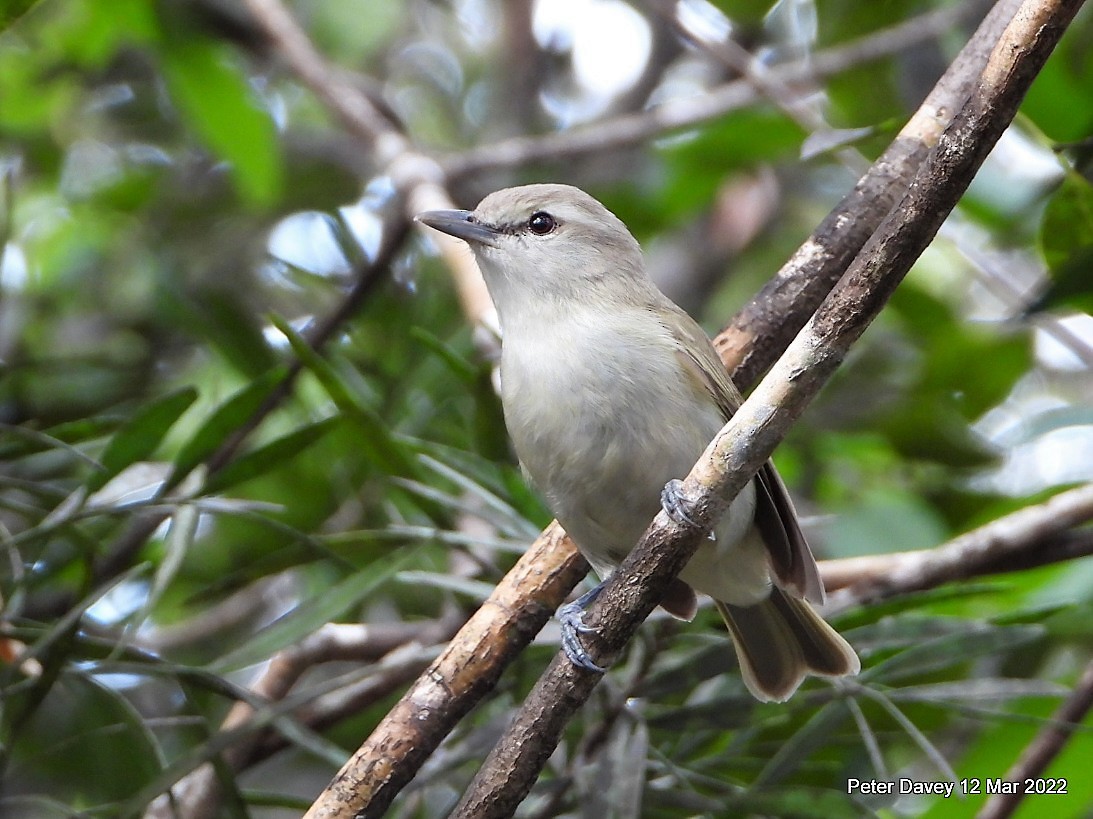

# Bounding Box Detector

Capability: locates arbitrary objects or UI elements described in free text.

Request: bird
[417,183,859,701]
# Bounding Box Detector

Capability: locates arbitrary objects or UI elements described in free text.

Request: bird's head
[417,184,649,314]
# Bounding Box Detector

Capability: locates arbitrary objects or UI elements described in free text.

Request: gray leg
[556,581,608,673]
[661,478,699,527]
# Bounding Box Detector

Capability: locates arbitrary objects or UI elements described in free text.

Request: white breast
[499,308,745,568]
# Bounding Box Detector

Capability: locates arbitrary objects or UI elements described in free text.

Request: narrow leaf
[204,416,340,493]
[270,314,415,475]
[169,369,286,490]
[753,700,852,787]
[862,624,1044,683]
[211,547,419,673]
[158,36,282,207]
[395,570,495,601]
[93,387,197,491]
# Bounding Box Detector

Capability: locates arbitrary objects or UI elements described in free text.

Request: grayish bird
[417,184,859,701]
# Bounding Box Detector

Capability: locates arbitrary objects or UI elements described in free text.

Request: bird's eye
[527,211,557,235]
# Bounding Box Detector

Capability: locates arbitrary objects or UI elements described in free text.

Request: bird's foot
[557,582,607,673]
[661,478,699,527]
[661,479,715,540]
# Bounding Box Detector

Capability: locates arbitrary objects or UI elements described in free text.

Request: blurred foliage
[1,0,1092,817]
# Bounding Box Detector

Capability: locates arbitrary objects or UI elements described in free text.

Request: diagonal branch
[240,0,401,149]
[713,0,1022,381]
[449,1,1084,815]
[238,0,494,334]
[301,2,1047,816]
[82,211,412,616]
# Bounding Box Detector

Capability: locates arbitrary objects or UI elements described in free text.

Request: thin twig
[648,0,872,175]
[303,522,587,819]
[30,212,414,623]
[240,0,493,334]
[143,615,462,819]
[241,0,401,151]
[978,659,1093,819]
[441,2,982,179]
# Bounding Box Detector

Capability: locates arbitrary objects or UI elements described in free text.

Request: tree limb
[301,1,1060,815]
[68,210,412,621]
[303,523,586,819]
[822,482,1093,607]
[143,616,461,819]
[449,2,1083,815]
[713,0,1021,382]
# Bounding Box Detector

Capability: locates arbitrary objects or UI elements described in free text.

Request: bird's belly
[504,360,754,579]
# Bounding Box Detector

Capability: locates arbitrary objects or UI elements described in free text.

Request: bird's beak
[415,209,501,247]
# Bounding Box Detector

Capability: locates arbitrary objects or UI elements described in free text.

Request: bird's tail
[715,588,859,702]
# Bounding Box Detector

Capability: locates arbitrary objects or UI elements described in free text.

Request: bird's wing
[661,304,824,604]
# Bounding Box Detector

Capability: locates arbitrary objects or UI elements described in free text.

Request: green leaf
[210,548,420,672]
[660,108,805,217]
[62,0,159,66]
[1021,35,1093,143]
[188,288,278,378]
[169,369,287,489]
[863,623,1044,683]
[92,387,198,491]
[4,671,163,804]
[753,700,852,787]
[1036,172,1093,313]
[887,678,1066,703]
[825,489,949,556]
[395,570,495,601]
[920,697,1093,819]
[129,500,200,637]
[0,422,104,470]
[0,0,44,32]
[719,788,865,819]
[158,36,283,207]
[859,687,959,785]
[409,326,477,383]
[204,416,340,493]
[270,315,416,476]
[890,285,1031,419]
[877,401,999,468]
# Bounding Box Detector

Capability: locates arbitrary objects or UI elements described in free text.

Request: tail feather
[715,588,859,702]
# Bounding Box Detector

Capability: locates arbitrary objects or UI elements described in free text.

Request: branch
[238,0,494,334]
[54,211,412,621]
[144,615,462,819]
[77,0,456,619]
[821,482,1093,607]
[978,659,1093,819]
[713,0,1020,381]
[303,2,1052,815]
[303,523,586,819]
[450,2,1083,814]
[441,2,982,179]
[240,0,401,149]
[648,0,873,176]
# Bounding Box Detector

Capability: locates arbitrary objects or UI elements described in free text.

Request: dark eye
[528,211,557,235]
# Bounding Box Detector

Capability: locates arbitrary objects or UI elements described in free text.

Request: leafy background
[0,0,1091,817]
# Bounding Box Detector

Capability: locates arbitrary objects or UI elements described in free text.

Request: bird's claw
[557,600,605,672]
[556,582,607,673]
[661,478,699,527]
